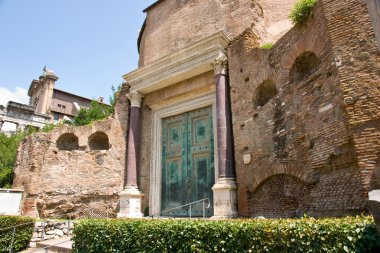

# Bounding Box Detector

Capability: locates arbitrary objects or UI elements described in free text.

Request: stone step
[20,237,72,253]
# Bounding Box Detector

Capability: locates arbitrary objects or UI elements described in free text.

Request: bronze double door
[161,106,215,217]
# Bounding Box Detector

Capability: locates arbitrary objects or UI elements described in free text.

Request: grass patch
[260,43,274,49]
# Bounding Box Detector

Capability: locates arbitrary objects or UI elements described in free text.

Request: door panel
[161,106,214,217]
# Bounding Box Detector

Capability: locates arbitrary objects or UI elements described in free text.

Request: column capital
[127,91,144,108]
[213,53,228,76]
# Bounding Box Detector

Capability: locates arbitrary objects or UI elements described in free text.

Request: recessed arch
[56,133,79,151]
[249,174,311,218]
[290,51,321,82]
[254,79,278,108]
[88,131,110,151]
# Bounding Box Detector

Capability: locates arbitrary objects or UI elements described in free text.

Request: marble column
[117,91,144,218]
[212,53,238,218]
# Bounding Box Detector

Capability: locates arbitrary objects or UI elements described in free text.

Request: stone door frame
[149,92,218,216]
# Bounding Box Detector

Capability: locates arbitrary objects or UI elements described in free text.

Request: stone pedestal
[368,190,380,234]
[117,186,144,218]
[212,178,238,219]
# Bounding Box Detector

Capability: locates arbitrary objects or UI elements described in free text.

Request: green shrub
[289,0,317,24]
[260,43,274,49]
[0,129,35,188]
[41,123,57,132]
[73,216,380,253]
[0,216,35,253]
[73,101,112,126]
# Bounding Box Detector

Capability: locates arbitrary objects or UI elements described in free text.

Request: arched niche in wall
[88,131,110,151]
[254,79,278,108]
[290,51,321,82]
[249,174,311,218]
[56,133,79,151]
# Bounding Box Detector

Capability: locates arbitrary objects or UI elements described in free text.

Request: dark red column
[214,54,235,179]
[125,92,143,188]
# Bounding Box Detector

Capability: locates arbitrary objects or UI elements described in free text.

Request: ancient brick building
[13,0,380,219]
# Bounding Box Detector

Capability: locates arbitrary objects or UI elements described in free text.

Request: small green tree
[109,83,123,109]
[289,0,317,24]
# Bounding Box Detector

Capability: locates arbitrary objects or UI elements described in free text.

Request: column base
[368,190,380,234]
[117,185,144,218]
[211,178,238,219]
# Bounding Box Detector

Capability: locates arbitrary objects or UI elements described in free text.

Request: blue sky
[0,0,156,106]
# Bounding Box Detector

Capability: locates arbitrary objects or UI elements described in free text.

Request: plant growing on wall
[73,100,113,126]
[260,43,274,49]
[289,0,317,24]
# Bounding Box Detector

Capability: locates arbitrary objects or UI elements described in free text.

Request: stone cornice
[123,31,231,94]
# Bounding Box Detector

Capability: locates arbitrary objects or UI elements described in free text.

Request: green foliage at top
[73,100,113,126]
[0,216,35,253]
[73,216,380,253]
[41,123,58,132]
[289,0,317,24]
[0,129,35,188]
[260,43,274,49]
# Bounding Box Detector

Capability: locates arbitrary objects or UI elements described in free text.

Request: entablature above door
[123,31,230,95]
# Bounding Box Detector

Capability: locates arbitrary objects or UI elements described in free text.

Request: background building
[0,67,105,133]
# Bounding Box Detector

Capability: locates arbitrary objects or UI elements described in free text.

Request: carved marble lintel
[213,53,228,76]
[127,91,144,108]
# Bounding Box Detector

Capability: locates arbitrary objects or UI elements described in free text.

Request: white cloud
[0,86,29,106]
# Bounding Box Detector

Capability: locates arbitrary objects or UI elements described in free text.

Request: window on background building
[54,113,59,121]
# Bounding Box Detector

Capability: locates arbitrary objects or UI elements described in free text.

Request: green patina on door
[161,106,214,217]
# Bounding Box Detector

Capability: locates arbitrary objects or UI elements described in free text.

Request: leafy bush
[289,0,317,24]
[73,100,112,126]
[73,216,380,253]
[260,43,274,49]
[0,216,35,253]
[41,123,56,132]
[0,129,35,188]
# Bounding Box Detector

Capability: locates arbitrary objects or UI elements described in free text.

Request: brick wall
[139,0,300,67]
[321,0,380,195]
[228,1,369,218]
[13,94,129,218]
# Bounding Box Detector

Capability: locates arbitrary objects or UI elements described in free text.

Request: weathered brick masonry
[228,1,379,218]
[321,0,380,194]
[13,86,130,218]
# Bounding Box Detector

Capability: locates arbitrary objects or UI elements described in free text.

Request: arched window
[88,132,110,150]
[254,79,278,108]
[290,51,321,81]
[56,133,79,151]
